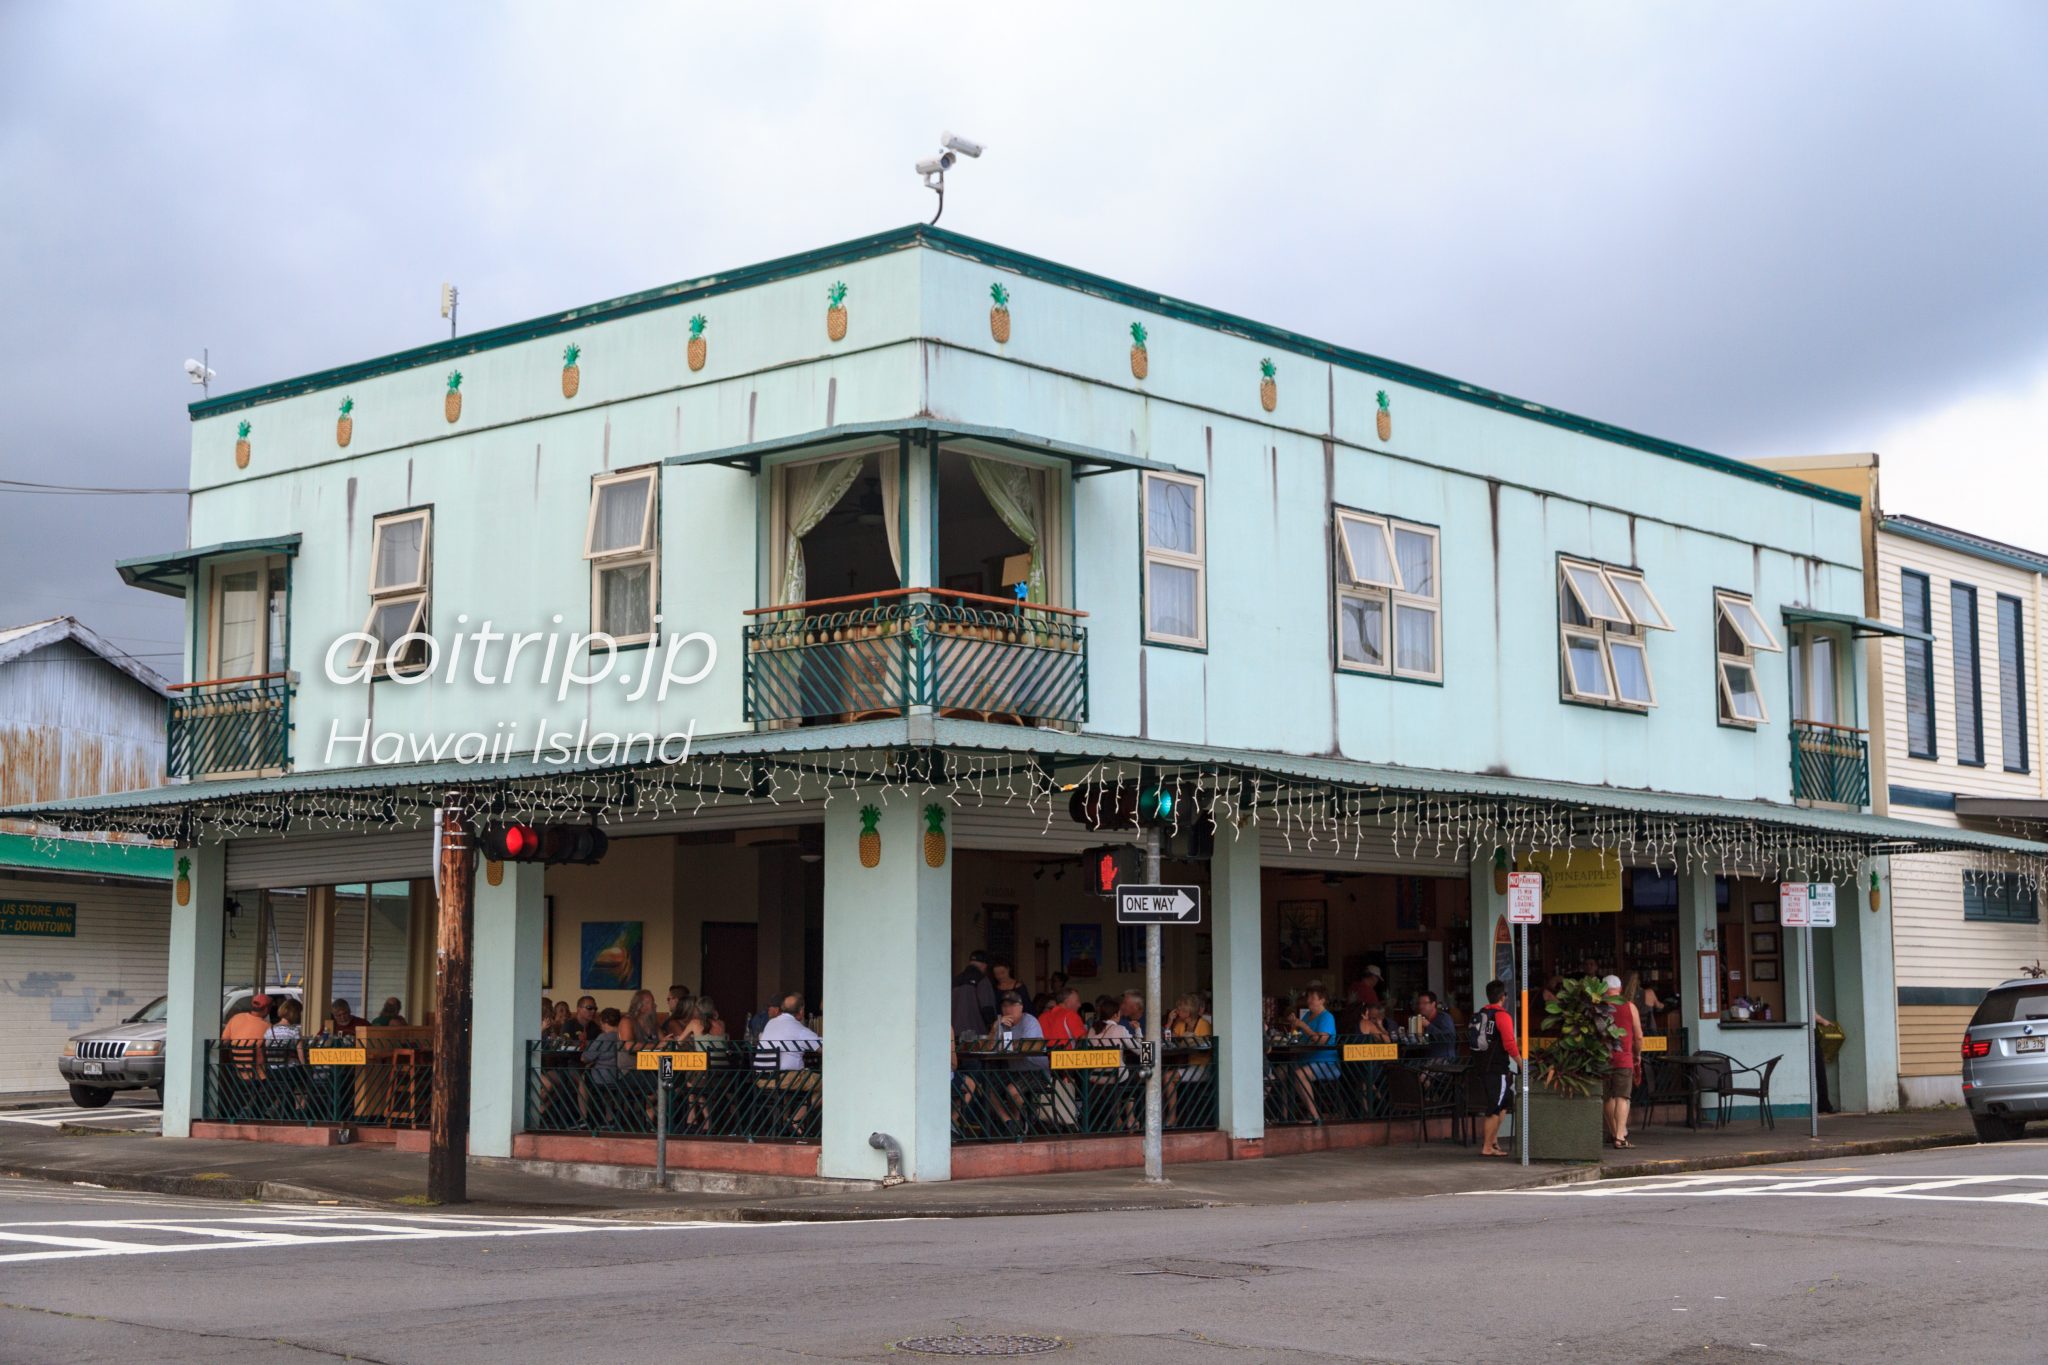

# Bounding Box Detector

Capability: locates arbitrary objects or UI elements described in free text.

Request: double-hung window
[585,467,659,644]
[1998,594,2028,773]
[209,557,288,682]
[1558,558,1671,710]
[1714,590,1782,726]
[1963,870,2039,924]
[1142,471,1205,647]
[355,509,432,674]
[1901,570,1935,758]
[1335,510,1440,680]
[1951,582,1983,765]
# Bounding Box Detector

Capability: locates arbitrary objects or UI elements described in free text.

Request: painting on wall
[580,921,643,991]
[1277,900,1329,970]
[541,896,554,991]
[1060,923,1103,978]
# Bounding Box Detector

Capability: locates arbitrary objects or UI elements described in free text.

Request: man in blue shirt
[1418,991,1457,1060]
[1283,984,1339,1122]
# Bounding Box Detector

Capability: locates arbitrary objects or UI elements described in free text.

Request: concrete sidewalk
[0,1107,1976,1221]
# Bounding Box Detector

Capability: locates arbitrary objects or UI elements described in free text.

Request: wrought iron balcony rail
[951,1037,1217,1143]
[168,673,293,780]
[742,588,1087,729]
[524,1038,821,1143]
[201,1036,430,1129]
[1789,719,1869,809]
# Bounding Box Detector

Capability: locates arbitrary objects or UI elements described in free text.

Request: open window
[1715,590,1781,727]
[769,450,900,607]
[1143,471,1205,647]
[1559,557,1670,711]
[1335,510,1440,680]
[207,556,289,682]
[585,467,659,644]
[354,509,431,674]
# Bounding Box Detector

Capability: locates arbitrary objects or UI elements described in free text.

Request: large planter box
[1526,1089,1604,1162]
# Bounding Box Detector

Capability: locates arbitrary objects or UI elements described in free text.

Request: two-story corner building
[1756,455,2048,1114]
[15,227,2045,1182]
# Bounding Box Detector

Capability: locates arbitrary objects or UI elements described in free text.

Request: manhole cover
[893,1335,1064,1357]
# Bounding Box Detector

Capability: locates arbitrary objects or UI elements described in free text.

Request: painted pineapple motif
[826,281,849,342]
[233,421,251,469]
[923,804,947,868]
[445,370,464,423]
[857,804,881,868]
[1129,321,1148,380]
[561,343,581,399]
[989,282,1011,343]
[336,397,354,448]
[687,314,708,371]
[175,855,191,907]
[485,859,504,887]
[1259,357,1277,412]
[1375,389,1392,442]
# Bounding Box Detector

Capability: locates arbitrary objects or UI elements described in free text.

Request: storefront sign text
[0,900,76,937]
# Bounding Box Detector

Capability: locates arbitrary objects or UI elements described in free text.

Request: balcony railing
[1790,719,1869,808]
[167,674,292,780]
[524,1039,820,1142]
[203,1036,431,1128]
[742,588,1087,729]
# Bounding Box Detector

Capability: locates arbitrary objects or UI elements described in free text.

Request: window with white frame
[1335,510,1440,680]
[1142,471,1205,647]
[354,509,432,674]
[1715,590,1782,726]
[1558,557,1671,710]
[585,467,659,643]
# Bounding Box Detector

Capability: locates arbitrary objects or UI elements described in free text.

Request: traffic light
[1135,782,1175,827]
[477,823,610,866]
[1068,781,1138,831]
[1085,843,1146,898]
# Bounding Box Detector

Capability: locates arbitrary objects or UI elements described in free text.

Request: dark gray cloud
[5,2,2045,675]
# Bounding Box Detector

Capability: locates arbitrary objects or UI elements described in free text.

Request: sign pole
[1518,922,1530,1167]
[1805,920,1819,1140]
[428,790,475,1205]
[1143,826,1164,1184]
[656,1055,671,1188]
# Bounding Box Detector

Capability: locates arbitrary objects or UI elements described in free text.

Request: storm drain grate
[893,1334,1064,1356]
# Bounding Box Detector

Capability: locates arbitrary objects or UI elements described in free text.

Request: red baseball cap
[250,993,272,1009]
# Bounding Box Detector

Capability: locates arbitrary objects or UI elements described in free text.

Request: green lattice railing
[1790,720,1869,808]
[168,676,292,779]
[742,590,1087,729]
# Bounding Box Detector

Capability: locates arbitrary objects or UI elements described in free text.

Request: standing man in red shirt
[1474,980,1522,1157]
[1602,974,1643,1149]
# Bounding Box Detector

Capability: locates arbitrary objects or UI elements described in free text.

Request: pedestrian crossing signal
[1086,844,1145,898]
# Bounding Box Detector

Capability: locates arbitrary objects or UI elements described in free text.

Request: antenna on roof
[440,283,459,339]
[914,131,985,227]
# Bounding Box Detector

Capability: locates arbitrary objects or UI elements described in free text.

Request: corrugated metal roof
[6,717,2043,859]
[1882,515,2048,576]
[0,617,171,697]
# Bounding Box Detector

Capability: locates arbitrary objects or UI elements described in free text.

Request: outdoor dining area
[524,1037,822,1142]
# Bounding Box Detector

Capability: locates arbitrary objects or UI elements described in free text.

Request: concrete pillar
[1468,854,1513,1016]
[470,860,544,1158]
[1677,863,1716,1050]
[1830,861,1899,1112]
[163,844,225,1138]
[303,886,336,1031]
[1211,822,1263,1144]
[820,797,950,1180]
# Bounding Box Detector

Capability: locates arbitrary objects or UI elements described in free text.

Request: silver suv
[59,986,301,1108]
[1962,977,2048,1142]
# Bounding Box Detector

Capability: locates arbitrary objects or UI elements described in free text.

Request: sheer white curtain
[778,456,863,604]
[968,456,1046,602]
[878,452,902,582]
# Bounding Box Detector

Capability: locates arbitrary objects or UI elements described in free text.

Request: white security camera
[183,358,215,385]
[915,157,944,177]
[941,132,984,158]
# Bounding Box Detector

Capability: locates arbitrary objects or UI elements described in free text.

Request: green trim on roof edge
[186,225,1858,511]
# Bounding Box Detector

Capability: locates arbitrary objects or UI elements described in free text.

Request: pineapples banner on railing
[445,370,464,424]
[337,397,354,449]
[1259,357,1277,412]
[1376,388,1392,441]
[923,803,947,868]
[857,804,881,868]
[687,314,708,372]
[234,421,251,469]
[561,343,581,399]
[826,281,849,342]
[1129,321,1148,380]
[989,282,1011,343]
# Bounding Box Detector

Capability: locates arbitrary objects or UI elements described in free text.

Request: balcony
[1789,720,1868,808]
[168,674,293,780]
[743,589,1087,730]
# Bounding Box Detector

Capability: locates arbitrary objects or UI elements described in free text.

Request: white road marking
[0,1107,160,1128]
[1518,1172,2048,1206]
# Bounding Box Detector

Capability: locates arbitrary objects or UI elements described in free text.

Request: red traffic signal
[478,823,609,866]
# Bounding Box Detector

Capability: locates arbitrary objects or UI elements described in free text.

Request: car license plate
[81,1061,103,1076]
[2017,1038,2045,1053]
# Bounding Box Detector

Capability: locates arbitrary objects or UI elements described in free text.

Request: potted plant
[1527,975,1621,1161]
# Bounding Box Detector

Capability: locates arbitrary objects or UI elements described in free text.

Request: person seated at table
[1115,990,1148,1037]
[1039,987,1088,1044]
[659,1014,691,1044]
[549,999,574,1038]
[327,998,367,1038]
[1417,991,1457,1060]
[693,995,728,1038]
[1281,984,1338,1122]
[665,984,694,1024]
[570,996,602,1044]
[1355,1004,1392,1041]
[541,997,553,1030]
[756,992,822,1133]
[1091,995,1133,1042]
[616,1014,645,1053]
[369,997,407,1027]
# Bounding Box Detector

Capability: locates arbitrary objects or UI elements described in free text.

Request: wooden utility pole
[428,791,475,1204]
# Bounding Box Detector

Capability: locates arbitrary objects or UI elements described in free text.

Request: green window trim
[1951,581,1983,767]
[1901,570,1936,759]
[1998,593,2028,774]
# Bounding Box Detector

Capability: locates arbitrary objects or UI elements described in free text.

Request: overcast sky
[4,3,2045,678]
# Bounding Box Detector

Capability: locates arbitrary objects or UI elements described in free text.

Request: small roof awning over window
[1955,797,2048,822]
[117,535,302,598]
[1781,605,1931,643]
[665,419,1173,477]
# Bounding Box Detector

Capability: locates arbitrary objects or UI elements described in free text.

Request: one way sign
[1117,884,1203,926]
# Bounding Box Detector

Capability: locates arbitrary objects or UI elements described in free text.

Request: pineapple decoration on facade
[989,282,1011,343]
[485,860,504,887]
[1129,321,1149,380]
[561,343,581,399]
[923,804,947,868]
[1259,357,1278,412]
[445,370,464,423]
[174,856,191,907]
[336,397,354,449]
[233,421,251,469]
[1375,389,1392,442]
[857,805,882,868]
[687,314,708,372]
[825,281,849,342]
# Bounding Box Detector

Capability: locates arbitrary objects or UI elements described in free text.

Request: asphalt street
[2,1140,2043,1364]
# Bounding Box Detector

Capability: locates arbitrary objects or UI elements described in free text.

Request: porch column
[470,861,544,1158]
[1829,861,1898,1112]
[163,844,226,1138]
[1468,854,1512,1016]
[1676,864,1717,1050]
[820,797,950,1180]
[1212,823,1263,1145]
[303,886,336,1030]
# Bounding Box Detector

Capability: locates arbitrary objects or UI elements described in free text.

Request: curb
[1594,1130,1975,1182]
[0,1161,367,1206]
